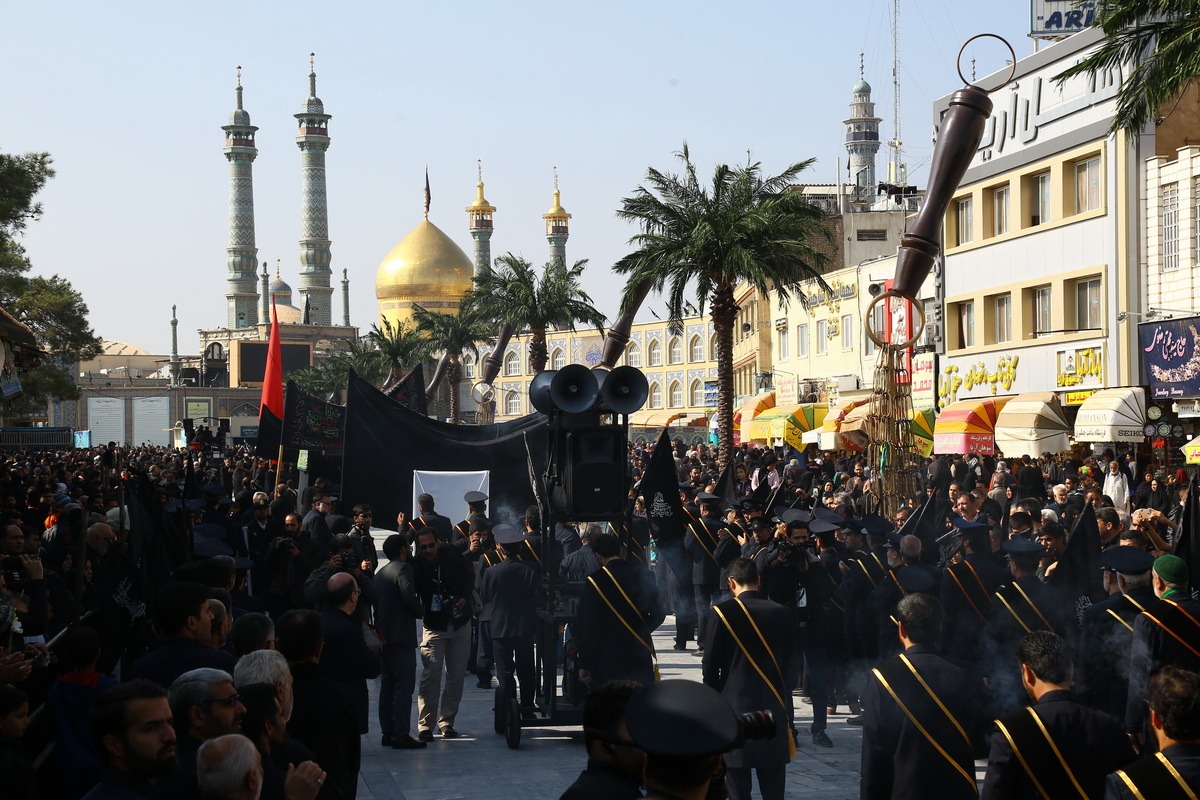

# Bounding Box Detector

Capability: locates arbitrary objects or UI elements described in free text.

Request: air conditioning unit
[835,375,859,392]
[923,322,942,347]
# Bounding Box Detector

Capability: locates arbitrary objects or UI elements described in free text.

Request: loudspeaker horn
[550,364,600,413]
[868,282,884,296]
[528,370,557,414]
[600,366,649,415]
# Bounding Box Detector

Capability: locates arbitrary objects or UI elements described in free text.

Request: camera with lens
[448,596,470,625]
[334,553,357,573]
[732,710,777,746]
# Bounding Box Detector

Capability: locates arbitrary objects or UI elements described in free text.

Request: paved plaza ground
[351,613,976,800]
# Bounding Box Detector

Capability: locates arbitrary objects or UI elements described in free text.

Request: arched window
[504,351,520,376]
[709,333,717,361]
[689,335,703,362]
[669,381,683,408]
[463,353,477,378]
[626,342,642,367]
[505,391,522,416]
[550,348,565,370]
[690,379,705,407]
[668,337,683,364]
[648,339,663,366]
[648,382,663,409]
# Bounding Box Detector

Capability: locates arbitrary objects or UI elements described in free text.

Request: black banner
[1140,316,1200,398]
[1050,503,1105,608]
[385,362,428,417]
[639,429,686,542]
[1174,476,1200,600]
[283,380,346,451]
[254,406,283,460]
[340,371,547,530]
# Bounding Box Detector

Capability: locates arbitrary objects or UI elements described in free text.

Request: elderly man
[195,734,264,800]
[1104,458,1132,513]
[318,571,381,735]
[162,668,247,797]
[236,685,325,800]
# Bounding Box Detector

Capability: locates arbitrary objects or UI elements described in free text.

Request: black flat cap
[626,680,739,757]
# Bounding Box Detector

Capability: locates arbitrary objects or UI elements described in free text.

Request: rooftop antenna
[888,0,906,187]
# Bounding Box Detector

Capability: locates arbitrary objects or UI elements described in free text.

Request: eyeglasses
[204,694,242,709]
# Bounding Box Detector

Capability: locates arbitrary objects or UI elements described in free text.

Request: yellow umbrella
[736,391,775,443]
[911,407,936,458]
[774,404,829,450]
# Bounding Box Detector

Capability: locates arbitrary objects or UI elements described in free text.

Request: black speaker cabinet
[550,425,626,519]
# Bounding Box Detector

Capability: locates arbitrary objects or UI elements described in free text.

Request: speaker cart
[493,364,649,748]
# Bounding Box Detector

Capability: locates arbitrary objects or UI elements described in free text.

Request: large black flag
[255,406,283,460]
[900,491,949,566]
[1051,502,1105,607]
[1173,476,1200,599]
[282,380,346,451]
[713,462,738,508]
[385,363,428,417]
[640,429,686,543]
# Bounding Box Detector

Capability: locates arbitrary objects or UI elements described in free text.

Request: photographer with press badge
[412,527,475,741]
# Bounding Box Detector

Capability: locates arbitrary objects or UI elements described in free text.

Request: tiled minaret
[844,55,882,198]
[543,168,570,266]
[222,67,260,328]
[466,160,496,276]
[295,53,334,326]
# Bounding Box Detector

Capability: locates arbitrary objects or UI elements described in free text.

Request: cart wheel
[493,687,507,735]
[505,696,521,749]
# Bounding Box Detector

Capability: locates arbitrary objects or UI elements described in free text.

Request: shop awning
[771,404,829,450]
[1182,435,1200,465]
[933,397,1011,455]
[736,391,775,443]
[1074,387,1146,443]
[993,391,1071,459]
[820,398,869,452]
[911,407,937,458]
[748,406,792,441]
[838,402,874,450]
[628,410,686,428]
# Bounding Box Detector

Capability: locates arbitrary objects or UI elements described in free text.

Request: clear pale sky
[4,1,1034,355]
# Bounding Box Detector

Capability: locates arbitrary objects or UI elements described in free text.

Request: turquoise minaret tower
[543,169,570,266]
[222,67,260,329]
[466,160,496,277]
[295,53,334,326]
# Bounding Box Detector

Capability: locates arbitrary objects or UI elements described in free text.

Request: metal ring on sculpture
[470,381,494,404]
[957,34,1017,90]
[864,290,927,350]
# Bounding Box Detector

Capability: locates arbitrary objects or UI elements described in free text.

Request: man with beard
[82,680,180,799]
[241,495,281,597]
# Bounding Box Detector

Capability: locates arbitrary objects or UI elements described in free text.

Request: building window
[690,379,705,407]
[956,302,975,348]
[648,382,662,409]
[777,326,789,359]
[669,381,683,408]
[648,339,663,366]
[550,348,565,370]
[816,320,828,354]
[865,302,885,355]
[993,295,1012,343]
[993,185,1010,235]
[504,351,520,376]
[1032,171,1051,226]
[857,229,887,241]
[668,337,683,365]
[1033,286,1052,337]
[1075,157,1101,213]
[1162,182,1180,272]
[1075,278,1102,329]
[688,335,703,362]
[956,197,973,245]
[505,392,521,416]
[841,314,854,350]
[463,353,476,378]
[798,324,809,357]
[626,342,642,367]
[709,333,717,361]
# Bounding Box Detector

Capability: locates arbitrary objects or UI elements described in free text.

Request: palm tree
[614,145,832,469]
[289,338,388,400]
[412,302,494,423]
[1055,1,1200,133]
[367,318,431,388]
[466,253,607,374]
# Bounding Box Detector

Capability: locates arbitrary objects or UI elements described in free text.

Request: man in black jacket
[981,631,1136,799]
[374,533,425,749]
[276,609,361,800]
[318,572,381,736]
[939,520,1007,666]
[559,680,644,800]
[479,524,542,710]
[126,582,236,688]
[1108,666,1200,798]
[861,594,983,800]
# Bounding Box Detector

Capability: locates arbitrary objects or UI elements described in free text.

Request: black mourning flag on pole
[898,490,947,566]
[255,406,283,460]
[385,363,428,417]
[640,429,686,543]
[282,380,346,451]
[1173,476,1200,599]
[1051,502,1106,606]
[714,462,737,508]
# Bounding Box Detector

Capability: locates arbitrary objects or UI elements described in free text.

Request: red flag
[260,298,284,419]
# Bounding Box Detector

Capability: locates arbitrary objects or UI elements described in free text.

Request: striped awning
[993,392,1070,458]
[1074,387,1146,443]
[736,391,775,443]
[933,397,1012,455]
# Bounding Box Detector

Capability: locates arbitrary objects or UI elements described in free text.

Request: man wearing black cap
[939,518,1007,666]
[242,494,281,597]
[1076,546,1157,718]
[404,492,455,544]
[685,492,729,652]
[1125,554,1200,749]
[300,493,333,558]
[576,533,665,690]
[1108,666,1200,798]
[869,534,939,659]
[837,517,891,722]
[703,557,796,800]
[559,680,644,800]
[741,517,776,576]
[862,594,983,800]
[983,536,1072,717]
[981,631,1135,799]
[479,524,542,712]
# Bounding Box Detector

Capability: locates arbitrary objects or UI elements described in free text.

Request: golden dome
[466,181,495,212]
[375,217,474,328]
[543,188,570,220]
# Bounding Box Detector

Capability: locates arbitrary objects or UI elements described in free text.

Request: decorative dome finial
[308,52,317,97]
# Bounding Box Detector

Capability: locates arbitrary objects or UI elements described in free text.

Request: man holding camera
[703,557,797,800]
[265,514,319,619]
[303,534,375,623]
[413,527,475,740]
